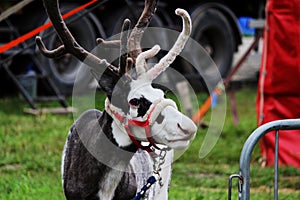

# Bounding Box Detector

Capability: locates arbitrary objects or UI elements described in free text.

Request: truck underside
[0,0,264,96]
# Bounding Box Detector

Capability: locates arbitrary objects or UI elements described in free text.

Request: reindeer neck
[95,111,138,199]
[104,99,135,148]
[100,110,137,153]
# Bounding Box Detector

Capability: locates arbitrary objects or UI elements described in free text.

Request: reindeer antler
[36,0,119,76]
[37,0,192,84]
[128,0,157,63]
[119,19,131,75]
[136,9,192,81]
[36,0,159,79]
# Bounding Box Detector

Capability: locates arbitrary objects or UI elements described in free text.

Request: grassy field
[0,86,300,199]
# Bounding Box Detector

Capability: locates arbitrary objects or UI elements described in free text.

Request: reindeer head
[36,0,197,150]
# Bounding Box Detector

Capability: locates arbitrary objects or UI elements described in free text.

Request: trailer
[0,0,265,96]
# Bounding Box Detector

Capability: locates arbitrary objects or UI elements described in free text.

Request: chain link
[152,148,168,187]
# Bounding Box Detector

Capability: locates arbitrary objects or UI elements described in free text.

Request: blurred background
[0,0,265,99]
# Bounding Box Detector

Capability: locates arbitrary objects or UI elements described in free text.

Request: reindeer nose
[177,123,196,136]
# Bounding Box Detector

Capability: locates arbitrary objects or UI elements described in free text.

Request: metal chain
[152,148,168,187]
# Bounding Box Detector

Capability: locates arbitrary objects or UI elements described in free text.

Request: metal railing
[228,119,300,200]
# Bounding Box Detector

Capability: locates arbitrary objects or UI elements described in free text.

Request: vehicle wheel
[109,5,166,47]
[191,8,235,79]
[37,4,99,95]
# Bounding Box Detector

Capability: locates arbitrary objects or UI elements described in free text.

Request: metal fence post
[229,119,300,200]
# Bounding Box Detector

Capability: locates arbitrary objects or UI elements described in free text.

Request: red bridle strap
[105,98,177,152]
[125,103,161,152]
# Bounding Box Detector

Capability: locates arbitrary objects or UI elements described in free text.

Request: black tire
[110,6,165,48]
[37,4,99,95]
[191,8,235,78]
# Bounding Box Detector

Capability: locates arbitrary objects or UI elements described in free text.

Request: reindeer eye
[129,98,140,107]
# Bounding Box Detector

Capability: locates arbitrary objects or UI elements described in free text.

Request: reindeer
[36,0,197,199]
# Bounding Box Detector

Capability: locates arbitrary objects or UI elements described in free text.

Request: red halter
[105,98,176,152]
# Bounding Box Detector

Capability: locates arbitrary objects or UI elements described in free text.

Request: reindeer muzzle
[106,98,177,152]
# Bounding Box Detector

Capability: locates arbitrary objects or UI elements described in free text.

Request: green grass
[0,87,300,199]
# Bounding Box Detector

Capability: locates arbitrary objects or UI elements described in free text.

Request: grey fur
[62,109,168,200]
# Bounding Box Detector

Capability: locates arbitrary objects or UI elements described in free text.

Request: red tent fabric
[256,0,300,168]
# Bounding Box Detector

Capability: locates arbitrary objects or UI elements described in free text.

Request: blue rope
[133,176,157,200]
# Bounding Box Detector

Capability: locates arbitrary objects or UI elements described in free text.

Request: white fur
[61,131,72,186]
[127,80,197,149]
[135,45,161,77]
[144,8,191,81]
[148,99,177,125]
[128,79,164,103]
[97,169,125,200]
[129,148,173,200]
[111,121,132,147]
[129,150,154,198]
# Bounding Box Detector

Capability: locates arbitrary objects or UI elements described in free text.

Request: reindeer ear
[90,69,118,96]
[90,68,119,97]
